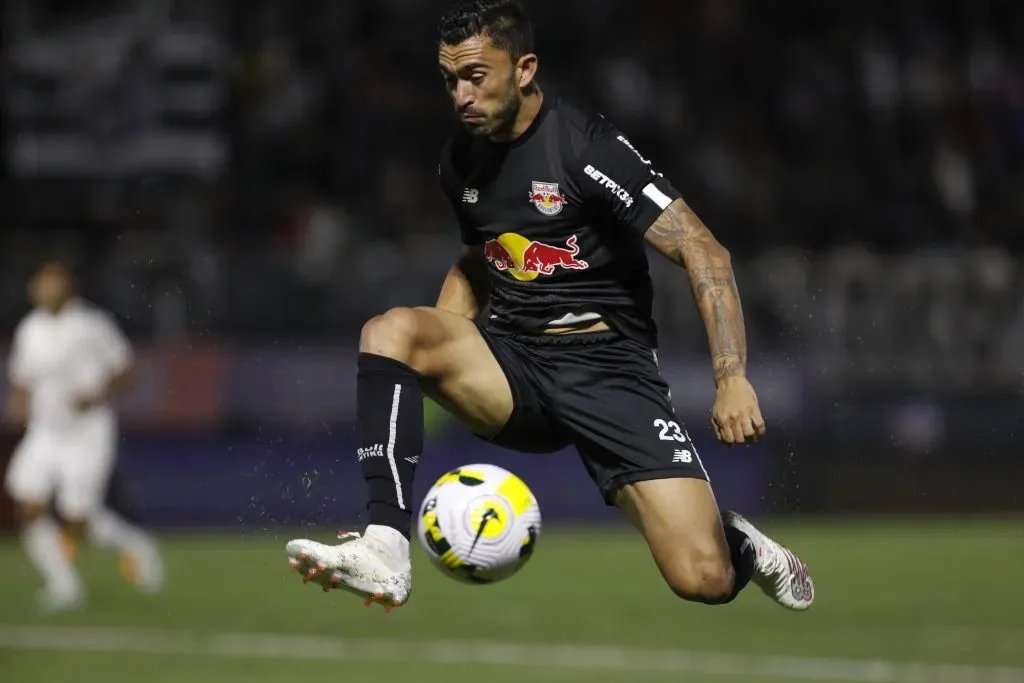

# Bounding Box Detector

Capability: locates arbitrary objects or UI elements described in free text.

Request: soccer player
[287,0,814,613]
[4,261,164,612]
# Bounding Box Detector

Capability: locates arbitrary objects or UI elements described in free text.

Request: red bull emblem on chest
[483,232,589,282]
[528,181,567,216]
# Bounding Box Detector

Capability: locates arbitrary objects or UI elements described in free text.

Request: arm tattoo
[644,198,747,384]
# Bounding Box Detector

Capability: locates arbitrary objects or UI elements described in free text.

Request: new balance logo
[405,455,420,465]
[357,444,384,462]
[673,449,693,463]
[462,188,479,204]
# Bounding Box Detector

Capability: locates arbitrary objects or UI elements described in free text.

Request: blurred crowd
[3,0,1024,337]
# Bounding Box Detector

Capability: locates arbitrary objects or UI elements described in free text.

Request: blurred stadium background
[1,0,1023,681]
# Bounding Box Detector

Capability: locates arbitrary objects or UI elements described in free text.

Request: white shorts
[4,416,117,520]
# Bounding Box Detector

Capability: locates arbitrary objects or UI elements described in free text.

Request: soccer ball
[417,463,541,584]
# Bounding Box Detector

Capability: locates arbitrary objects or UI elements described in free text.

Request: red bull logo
[483,232,589,282]
[528,181,567,216]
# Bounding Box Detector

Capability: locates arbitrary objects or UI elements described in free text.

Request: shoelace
[335,531,393,561]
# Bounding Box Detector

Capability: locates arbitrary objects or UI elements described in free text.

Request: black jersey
[438,92,682,349]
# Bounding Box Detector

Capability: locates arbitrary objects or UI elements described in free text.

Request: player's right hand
[711,376,766,445]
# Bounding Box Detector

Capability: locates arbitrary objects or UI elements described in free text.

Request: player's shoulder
[13,309,44,337]
[71,300,119,328]
[547,94,621,153]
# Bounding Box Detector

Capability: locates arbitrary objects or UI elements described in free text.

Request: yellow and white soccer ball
[418,463,541,584]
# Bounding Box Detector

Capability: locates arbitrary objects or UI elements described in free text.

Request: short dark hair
[438,0,534,61]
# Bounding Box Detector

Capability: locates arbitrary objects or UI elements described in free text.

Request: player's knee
[360,308,422,363]
[663,551,735,605]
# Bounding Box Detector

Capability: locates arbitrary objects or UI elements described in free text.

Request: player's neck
[40,297,73,315]
[495,88,543,143]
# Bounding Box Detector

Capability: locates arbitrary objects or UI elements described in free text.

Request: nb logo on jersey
[673,449,693,464]
[462,188,479,204]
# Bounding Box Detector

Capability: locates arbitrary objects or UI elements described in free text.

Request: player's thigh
[614,477,732,596]
[560,343,709,502]
[4,432,55,507]
[364,306,514,436]
[560,345,731,595]
[54,423,116,522]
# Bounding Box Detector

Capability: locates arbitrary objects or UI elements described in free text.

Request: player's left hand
[711,376,766,445]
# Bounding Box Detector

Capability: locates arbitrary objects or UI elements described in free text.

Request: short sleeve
[438,143,482,246]
[6,321,30,387]
[577,128,682,234]
[93,312,133,372]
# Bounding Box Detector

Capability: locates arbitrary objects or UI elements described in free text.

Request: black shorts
[477,326,709,504]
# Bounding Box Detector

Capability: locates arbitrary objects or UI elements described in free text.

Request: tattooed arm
[644,198,765,444]
[644,198,746,385]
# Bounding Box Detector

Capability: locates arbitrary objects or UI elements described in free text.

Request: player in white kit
[4,262,164,612]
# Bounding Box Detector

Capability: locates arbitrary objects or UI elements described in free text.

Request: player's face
[438,36,534,138]
[29,266,72,310]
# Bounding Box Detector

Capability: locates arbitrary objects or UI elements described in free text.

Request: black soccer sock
[722,524,755,603]
[356,353,423,540]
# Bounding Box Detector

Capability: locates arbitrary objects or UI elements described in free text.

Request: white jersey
[7,299,133,434]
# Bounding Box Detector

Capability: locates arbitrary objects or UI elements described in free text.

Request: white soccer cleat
[36,586,85,615]
[721,510,814,611]
[285,529,411,612]
[134,542,166,595]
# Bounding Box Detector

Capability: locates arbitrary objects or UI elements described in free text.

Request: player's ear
[516,53,538,89]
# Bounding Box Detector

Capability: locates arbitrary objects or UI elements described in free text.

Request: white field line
[0,624,1022,683]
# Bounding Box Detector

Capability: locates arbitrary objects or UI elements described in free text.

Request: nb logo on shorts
[462,188,479,204]
[672,449,693,464]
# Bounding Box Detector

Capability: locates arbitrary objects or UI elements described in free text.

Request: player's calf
[355,311,427,541]
[353,307,513,542]
[14,501,85,612]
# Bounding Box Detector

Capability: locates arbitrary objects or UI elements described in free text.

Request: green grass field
[1,519,1022,682]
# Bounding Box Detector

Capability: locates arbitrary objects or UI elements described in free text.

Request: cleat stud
[288,560,298,568]
[298,552,308,560]
[306,569,317,579]
[373,592,384,599]
[316,564,326,571]
[392,599,401,607]
[383,606,393,614]
[364,599,372,607]
[330,574,341,585]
